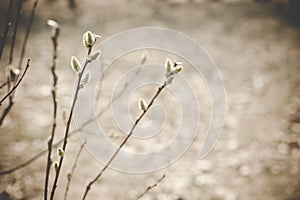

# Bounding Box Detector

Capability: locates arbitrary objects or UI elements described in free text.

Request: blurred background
[0,0,300,199]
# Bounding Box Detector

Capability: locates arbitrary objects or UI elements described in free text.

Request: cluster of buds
[138,58,183,112]
[82,31,101,49]
[70,31,102,88]
[164,58,183,85]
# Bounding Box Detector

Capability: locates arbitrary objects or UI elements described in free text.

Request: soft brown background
[0,0,300,199]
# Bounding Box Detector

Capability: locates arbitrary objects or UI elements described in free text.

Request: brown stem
[49,53,91,200]
[44,27,59,200]
[82,83,166,200]
[64,141,85,200]
[136,174,166,200]
[0,63,134,175]
[0,0,14,60]
[9,0,23,65]
[18,0,39,70]
[0,59,30,106]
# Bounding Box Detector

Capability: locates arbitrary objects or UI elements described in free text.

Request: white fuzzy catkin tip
[88,50,101,61]
[83,31,96,48]
[71,56,81,73]
[57,147,64,157]
[138,98,147,111]
[165,58,172,75]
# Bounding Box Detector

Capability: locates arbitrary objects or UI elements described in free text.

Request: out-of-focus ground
[0,0,300,199]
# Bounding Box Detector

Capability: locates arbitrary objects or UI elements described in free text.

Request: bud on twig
[88,50,101,62]
[47,19,59,38]
[80,71,91,88]
[138,98,147,111]
[57,147,64,157]
[53,162,59,172]
[166,76,174,85]
[83,31,99,48]
[71,56,81,73]
[9,67,20,82]
[165,58,172,76]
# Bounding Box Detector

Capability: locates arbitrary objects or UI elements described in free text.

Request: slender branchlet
[18,0,39,70]
[44,19,60,200]
[9,0,23,65]
[0,53,146,175]
[64,141,85,200]
[81,59,183,200]
[0,0,14,60]
[136,174,166,200]
[49,31,101,200]
[0,59,30,105]
[0,59,30,126]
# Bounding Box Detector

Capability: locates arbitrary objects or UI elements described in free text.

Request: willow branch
[0,59,30,106]
[136,174,166,200]
[18,0,39,69]
[0,0,14,60]
[9,0,23,65]
[49,49,92,200]
[64,141,85,200]
[44,26,59,200]
[82,82,167,200]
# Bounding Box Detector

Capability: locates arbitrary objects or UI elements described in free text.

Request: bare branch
[0,0,14,60]
[49,49,92,200]
[9,0,23,65]
[136,174,166,200]
[18,0,39,69]
[64,141,85,200]
[82,82,167,200]
[44,23,59,200]
[0,59,30,106]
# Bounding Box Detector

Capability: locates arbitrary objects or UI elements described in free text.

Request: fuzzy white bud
[166,76,174,85]
[71,56,81,73]
[80,71,91,88]
[138,98,147,111]
[57,147,64,157]
[83,31,96,48]
[88,50,101,61]
[165,58,172,76]
[53,162,59,172]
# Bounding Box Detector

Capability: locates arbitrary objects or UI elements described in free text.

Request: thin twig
[18,0,39,70]
[0,0,14,60]
[49,49,92,200]
[136,174,166,200]
[44,24,59,200]
[82,82,167,200]
[0,58,140,175]
[64,141,85,200]
[0,82,7,89]
[0,59,30,106]
[9,0,23,65]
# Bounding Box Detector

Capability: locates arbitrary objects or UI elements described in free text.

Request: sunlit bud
[165,58,172,75]
[71,56,81,73]
[174,65,183,74]
[138,98,147,111]
[83,31,96,48]
[166,76,174,85]
[80,71,91,88]
[57,147,64,157]
[9,67,20,82]
[67,172,72,180]
[47,19,59,38]
[53,162,59,172]
[88,50,101,61]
